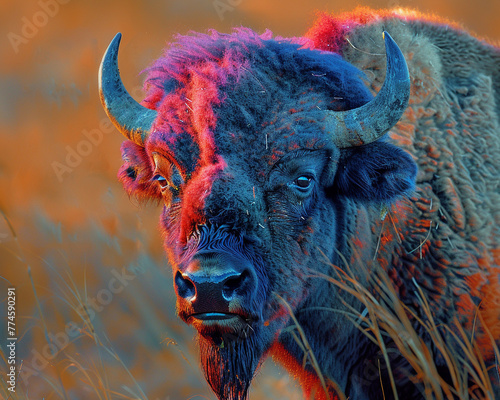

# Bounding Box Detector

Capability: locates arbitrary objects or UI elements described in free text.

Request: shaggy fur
[113,8,500,400]
[306,6,500,354]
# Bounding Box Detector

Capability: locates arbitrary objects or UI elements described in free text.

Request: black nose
[174,252,256,313]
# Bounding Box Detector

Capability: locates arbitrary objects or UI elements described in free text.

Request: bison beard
[199,329,264,400]
[99,7,500,398]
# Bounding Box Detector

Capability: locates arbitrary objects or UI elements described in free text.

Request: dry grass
[0,210,302,399]
[303,248,500,399]
[1,209,498,399]
[0,214,191,399]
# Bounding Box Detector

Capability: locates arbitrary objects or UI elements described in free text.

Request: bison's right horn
[326,32,410,148]
[99,33,157,146]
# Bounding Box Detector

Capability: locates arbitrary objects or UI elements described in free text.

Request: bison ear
[118,140,162,202]
[332,140,417,204]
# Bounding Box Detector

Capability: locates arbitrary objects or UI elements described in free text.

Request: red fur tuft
[118,140,161,202]
[178,156,227,243]
[305,7,471,54]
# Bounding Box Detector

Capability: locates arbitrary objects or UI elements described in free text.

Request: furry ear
[118,140,162,202]
[332,140,417,204]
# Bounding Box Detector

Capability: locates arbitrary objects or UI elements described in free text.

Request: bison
[98,8,500,400]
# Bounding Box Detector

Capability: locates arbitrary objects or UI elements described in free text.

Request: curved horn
[326,32,410,148]
[99,33,157,146]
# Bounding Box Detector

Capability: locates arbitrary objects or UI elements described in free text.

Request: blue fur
[333,140,417,204]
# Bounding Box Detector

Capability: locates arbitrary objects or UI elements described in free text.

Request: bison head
[99,28,416,399]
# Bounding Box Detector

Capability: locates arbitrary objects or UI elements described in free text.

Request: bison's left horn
[326,32,410,148]
[99,33,157,146]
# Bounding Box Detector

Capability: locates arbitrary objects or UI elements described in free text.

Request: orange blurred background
[0,0,499,399]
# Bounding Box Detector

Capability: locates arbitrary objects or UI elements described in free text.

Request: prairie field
[1,1,499,398]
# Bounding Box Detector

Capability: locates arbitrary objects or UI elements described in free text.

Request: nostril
[222,270,250,301]
[175,271,195,300]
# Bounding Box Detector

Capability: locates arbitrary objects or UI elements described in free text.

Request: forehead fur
[141,28,373,169]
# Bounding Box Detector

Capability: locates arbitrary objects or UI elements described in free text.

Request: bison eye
[293,175,313,190]
[153,174,169,189]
